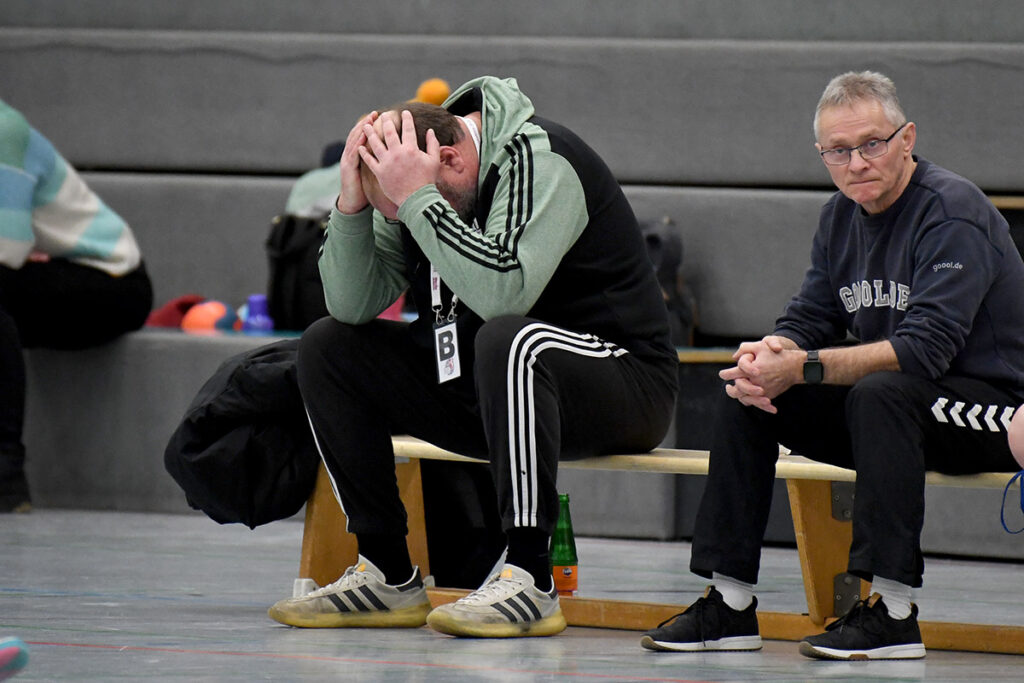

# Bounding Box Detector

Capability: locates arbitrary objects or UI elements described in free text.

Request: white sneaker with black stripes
[427,563,567,637]
[267,555,430,628]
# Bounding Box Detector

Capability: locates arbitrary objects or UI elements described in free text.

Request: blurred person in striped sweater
[0,98,153,512]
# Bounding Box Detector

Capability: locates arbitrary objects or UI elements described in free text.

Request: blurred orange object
[181,300,241,333]
[414,78,451,105]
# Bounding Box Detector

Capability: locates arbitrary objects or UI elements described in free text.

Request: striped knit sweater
[0,98,141,275]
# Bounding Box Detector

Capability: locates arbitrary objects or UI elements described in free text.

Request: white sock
[712,572,755,611]
[871,576,913,619]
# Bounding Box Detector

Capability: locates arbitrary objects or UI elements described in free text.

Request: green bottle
[550,493,578,595]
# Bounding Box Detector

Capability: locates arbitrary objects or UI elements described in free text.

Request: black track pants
[296,314,677,537]
[0,260,152,455]
[690,371,1022,587]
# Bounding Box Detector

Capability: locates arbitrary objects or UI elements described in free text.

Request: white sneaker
[427,563,567,638]
[268,555,430,628]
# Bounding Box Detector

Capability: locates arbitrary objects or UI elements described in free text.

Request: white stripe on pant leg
[520,338,625,525]
[505,322,626,527]
[304,407,350,530]
[507,324,541,528]
[509,324,613,527]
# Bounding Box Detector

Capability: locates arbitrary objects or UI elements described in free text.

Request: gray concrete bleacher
[81,173,292,309]
[5,2,1024,560]
[3,29,1024,189]
[23,330,280,513]
[5,0,1024,43]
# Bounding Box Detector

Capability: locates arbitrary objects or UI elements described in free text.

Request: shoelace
[825,598,888,638]
[459,574,527,605]
[308,565,367,596]
[657,596,711,642]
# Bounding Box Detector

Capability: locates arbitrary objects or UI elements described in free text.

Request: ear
[438,146,466,173]
[900,122,917,155]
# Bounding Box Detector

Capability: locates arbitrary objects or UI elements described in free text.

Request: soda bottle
[550,493,578,595]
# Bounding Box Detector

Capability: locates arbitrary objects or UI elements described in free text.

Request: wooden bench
[296,434,1023,655]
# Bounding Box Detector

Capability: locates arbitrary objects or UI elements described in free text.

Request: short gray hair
[813,71,906,140]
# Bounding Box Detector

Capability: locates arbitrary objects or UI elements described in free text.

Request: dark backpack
[265,213,331,332]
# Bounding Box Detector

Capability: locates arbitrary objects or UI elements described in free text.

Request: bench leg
[785,478,867,625]
[298,460,431,589]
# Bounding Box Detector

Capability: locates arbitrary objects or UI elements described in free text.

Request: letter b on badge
[438,330,455,360]
[433,321,461,383]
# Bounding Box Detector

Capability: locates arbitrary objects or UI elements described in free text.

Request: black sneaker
[640,586,761,652]
[799,593,925,660]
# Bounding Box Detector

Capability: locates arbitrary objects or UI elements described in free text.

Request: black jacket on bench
[164,339,320,529]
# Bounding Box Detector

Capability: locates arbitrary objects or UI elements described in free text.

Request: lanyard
[430,264,459,324]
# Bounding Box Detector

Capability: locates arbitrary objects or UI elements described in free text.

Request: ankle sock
[871,576,913,619]
[356,534,413,585]
[505,527,553,591]
[712,572,755,611]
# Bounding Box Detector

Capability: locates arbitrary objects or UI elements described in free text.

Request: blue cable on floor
[1000,470,1024,533]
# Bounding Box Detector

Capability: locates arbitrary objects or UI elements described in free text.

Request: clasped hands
[719,335,802,414]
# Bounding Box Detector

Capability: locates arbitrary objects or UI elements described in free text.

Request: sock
[712,572,755,611]
[356,534,413,585]
[871,576,913,619]
[505,527,553,591]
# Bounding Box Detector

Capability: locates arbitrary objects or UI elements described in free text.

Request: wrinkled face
[816,100,915,215]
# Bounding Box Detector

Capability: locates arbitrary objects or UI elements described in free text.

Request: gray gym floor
[2,509,1022,681]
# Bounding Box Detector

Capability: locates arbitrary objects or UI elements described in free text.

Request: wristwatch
[803,349,823,384]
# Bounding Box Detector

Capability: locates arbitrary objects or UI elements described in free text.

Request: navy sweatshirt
[775,157,1024,389]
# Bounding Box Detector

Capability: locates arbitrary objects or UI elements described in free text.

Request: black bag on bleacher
[640,215,699,347]
[164,339,320,528]
[265,213,330,332]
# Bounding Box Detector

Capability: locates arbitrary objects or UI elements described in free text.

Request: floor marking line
[24,640,714,681]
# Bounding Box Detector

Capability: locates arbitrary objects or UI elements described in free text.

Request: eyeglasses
[818,122,907,166]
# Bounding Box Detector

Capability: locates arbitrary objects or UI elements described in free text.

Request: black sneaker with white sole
[799,593,925,660]
[640,586,761,652]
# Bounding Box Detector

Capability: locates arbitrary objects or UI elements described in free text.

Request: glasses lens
[859,139,887,160]
[821,149,849,165]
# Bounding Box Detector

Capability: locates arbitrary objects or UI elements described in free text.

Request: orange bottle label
[552,564,578,594]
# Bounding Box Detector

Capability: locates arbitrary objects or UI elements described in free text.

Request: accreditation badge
[433,320,461,383]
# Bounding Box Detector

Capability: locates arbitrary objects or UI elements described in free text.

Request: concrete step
[3,28,1023,191]
[4,0,1023,42]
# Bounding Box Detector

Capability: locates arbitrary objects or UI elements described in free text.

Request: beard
[437,180,478,228]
